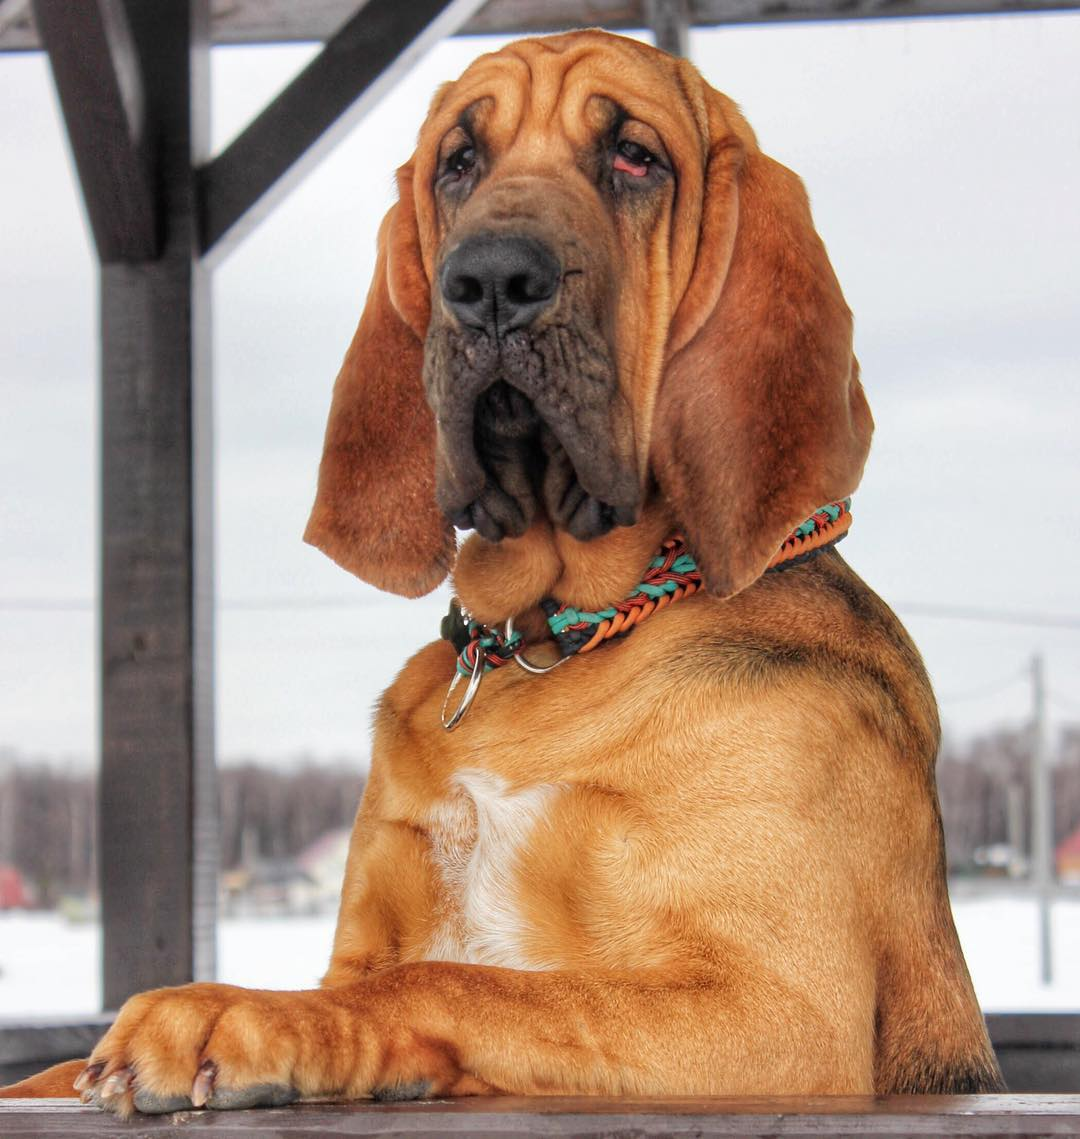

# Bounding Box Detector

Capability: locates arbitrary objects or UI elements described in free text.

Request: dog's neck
[452,496,855,647]
[452,499,675,641]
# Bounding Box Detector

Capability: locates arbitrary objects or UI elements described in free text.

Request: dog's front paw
[75,983,333,1116]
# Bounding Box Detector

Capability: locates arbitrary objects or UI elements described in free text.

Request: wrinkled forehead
[419,35,705,162]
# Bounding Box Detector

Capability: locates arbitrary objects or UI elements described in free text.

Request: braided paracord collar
[440,498,851,729]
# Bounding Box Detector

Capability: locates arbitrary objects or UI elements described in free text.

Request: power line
[3,596,1080,629]
[936,667,1028,705]
[219,596,395,612]
[0,596,387,613]
[893,601,1080,631]
[0,599,94,612]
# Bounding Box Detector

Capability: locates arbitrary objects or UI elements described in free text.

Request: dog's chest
[424,769,558,970]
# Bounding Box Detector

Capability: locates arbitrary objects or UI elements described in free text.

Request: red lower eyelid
[614,154,648,177]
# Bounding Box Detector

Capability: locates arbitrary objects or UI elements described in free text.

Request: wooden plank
[176,0,363,46]
[998,1050,1080,1096]
[31,0,156,263]
[986,1013,1080,1047]
[197,0,489,261]
[464,0,1080,31]
[3,1095,1080,1136]
[0,1019,112,1087]
[0,1019,113,1066]
[986,1013,1080,1094]
[0,0,35,52]
[96,0,218,1008]
[5,0,1080,52]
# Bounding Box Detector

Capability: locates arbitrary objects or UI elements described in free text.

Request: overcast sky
[1,14,1078,766]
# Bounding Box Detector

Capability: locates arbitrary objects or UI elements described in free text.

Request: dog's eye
[614,139,654,177]
[446,144,477,179]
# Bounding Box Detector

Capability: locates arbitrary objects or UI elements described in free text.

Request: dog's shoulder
[678,550,941,767]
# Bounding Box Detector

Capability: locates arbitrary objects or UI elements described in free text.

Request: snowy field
[1,897,1078,1017]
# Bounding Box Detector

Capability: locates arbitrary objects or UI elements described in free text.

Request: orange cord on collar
[547,536,702,656]
[447,498,853,676]
[766,499,852,571]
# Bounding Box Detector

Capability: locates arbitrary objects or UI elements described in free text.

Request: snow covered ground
[1,897,1078,1017]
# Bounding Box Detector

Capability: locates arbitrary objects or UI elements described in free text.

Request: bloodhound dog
[3,29,1002,1112]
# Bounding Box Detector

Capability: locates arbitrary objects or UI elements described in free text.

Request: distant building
[221,858,318,917]
[1057,826,1080,884]
[220,828,350,917]
[296,828,351,913]
[0,864,29,909]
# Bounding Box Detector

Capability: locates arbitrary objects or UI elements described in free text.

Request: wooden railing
[3,1094,1080,1136]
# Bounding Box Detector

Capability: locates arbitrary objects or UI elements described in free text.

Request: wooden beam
[95,0,217,1008]
[985,1013,1080,1094]
[6,0,1080,53]
[4,1095,1080,1134]
[0,1017,112,1087]
[32,0,156,263]
[466,0,1080,32]
[198,0,488,261]
[647,0,690,55]
[0,0,35,52]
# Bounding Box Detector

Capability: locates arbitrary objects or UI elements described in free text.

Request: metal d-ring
[505,617,569,675]
[440,641,487,731]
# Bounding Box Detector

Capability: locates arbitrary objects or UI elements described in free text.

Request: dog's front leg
[73,955,863,1113]
[341,959,864,1097]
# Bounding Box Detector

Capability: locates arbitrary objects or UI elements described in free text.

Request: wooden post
[35,0,218,1007]
[98,0,217,1007]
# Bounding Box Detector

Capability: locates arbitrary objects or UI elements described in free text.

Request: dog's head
[305,31,872,599]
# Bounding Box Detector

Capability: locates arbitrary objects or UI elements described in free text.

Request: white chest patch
[425,769,558,970]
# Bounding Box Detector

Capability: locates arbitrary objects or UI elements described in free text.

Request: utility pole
[1005,781,1025,878]
[1030,653,1053,985]
[0,757,12,865]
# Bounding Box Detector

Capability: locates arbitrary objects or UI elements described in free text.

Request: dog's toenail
[101,1070,131,1099]
[74,1061,105,1092]
[191,1059,217,1108]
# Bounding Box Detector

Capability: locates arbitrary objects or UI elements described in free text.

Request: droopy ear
[304,166,455,597]
[653,111,873,599]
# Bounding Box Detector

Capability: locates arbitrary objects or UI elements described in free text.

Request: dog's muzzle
[426,233,639,544]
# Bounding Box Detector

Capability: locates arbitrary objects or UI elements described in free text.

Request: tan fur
[1,29,1001,1113]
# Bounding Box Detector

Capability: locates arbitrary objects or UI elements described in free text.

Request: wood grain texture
[6,0,1080,53]
[32,0,156,262]
[986,1014,1080,1047]
[986,1013,1080,1094]
[95,0,218,1007]
[0,1020,112,1088]
[3,1095,1080,1136]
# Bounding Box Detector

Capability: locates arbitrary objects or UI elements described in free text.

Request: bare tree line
[0,753,365,908]
[1,728,1079,907]
[937,726,1080,870]
[217,761,365,868]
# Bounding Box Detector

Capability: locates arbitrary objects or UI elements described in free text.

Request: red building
[1058,827,1080,885]
[0,865,28,910]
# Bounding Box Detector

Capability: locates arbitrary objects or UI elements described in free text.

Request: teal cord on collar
[442,498,853,683]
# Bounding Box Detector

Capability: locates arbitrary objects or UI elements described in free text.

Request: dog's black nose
[440,235,560,335]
